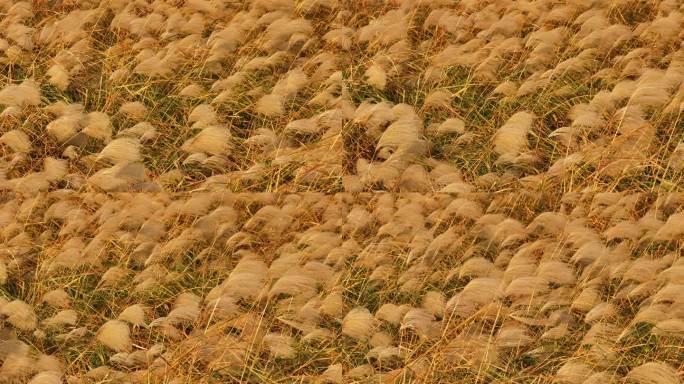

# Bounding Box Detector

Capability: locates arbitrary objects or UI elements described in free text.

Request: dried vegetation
[0,0,683,383]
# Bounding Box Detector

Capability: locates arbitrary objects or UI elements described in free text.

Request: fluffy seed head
[0,300,37,331]
[96,320,132,352]
[0,79,41,107]
[342,307,374,340]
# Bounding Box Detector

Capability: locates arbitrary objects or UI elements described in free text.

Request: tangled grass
[0,0,683,383]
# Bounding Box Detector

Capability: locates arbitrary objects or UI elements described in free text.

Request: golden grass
[0,0,683,383]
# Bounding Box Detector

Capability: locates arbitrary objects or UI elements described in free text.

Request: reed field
[0,0,683,382]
